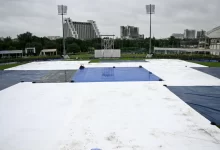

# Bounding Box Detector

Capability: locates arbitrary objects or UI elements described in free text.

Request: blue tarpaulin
[193,67,220,79]
[72,67,162,82]
[167,86,220,125]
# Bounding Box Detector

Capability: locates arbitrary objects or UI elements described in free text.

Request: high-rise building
[120,26,140,39]
[171,33,184,39]
[120,26,128,37]
[184,29,196,39]
[64,18,100,40]
[197,30,206,39]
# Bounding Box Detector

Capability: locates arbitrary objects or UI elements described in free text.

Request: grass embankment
[0,56,62,64]
[192,61,220,67]
[70,53,146,63]
[0,63,25,70]
[69,53,93,60]
[89,57,145,63]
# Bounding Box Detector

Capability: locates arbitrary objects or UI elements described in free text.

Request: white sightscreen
[103,50,112,58]
[113,50,121,57]
[95,50,121,58]
[95,50,103,58]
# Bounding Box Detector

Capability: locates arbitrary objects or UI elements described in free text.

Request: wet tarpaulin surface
[0,70,76,91]
[72,67,162,82]
[167,86,220,125]
[99,60,147,63]
[193,67,220,79]
[0,70,49,91]
[35,70,76,83]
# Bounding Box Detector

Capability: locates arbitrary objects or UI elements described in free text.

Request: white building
[64,18,100,40]
[206,26,220,55]
[25,47,36,56]
[139,34,144,39]
[46,36,61,40]
[184,29,196,39]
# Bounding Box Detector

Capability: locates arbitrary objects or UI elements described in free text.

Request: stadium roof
[206,26,220,38]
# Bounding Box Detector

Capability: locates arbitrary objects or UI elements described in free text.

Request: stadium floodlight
[58,5,67,15]
[58,5,67,55]
[146,4,155,54]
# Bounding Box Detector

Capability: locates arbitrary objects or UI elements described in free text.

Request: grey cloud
[0,0,219,38]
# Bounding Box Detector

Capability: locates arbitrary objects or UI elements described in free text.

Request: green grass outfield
[0,63,24,70]
[89,57,145,63]
[191,61,220,67]
[70,53,146,63]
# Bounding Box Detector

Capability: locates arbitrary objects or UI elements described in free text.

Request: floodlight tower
[146,4,155,54]
[58,5,67,55]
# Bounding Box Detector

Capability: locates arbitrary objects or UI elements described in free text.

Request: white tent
[39,49,57,56]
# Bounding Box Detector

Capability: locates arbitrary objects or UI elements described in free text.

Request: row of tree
[0,32,198,55]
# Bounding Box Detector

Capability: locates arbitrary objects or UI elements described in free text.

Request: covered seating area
[154,47,220,55]
[0,50,23,58]
[39,49,57,56]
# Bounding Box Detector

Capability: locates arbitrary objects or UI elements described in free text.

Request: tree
[4,37,12,43]
[55,38,63,55]
[8,46,16,50]
[1,37,13,50]
[88,47,95,52]
[17,32,33,49]
[32,36,42,43]
[44,41,57,49]
[65,37,75,45]
[17,32,32,43]
[67,43,81,54]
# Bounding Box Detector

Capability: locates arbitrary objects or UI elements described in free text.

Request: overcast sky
[0,0,219,38]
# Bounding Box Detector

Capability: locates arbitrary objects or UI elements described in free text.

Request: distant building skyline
[184,29,196,39]
[171,30,207,40]
[197,30,206,39]
[120,26,140,39]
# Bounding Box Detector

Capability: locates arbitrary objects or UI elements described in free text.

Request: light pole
[58,5,67,55]
[146,4,155,54]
